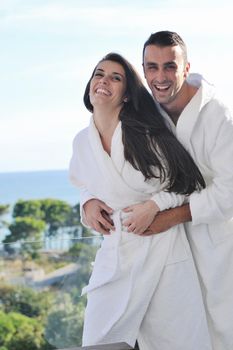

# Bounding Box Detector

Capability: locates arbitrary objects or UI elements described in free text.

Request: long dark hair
[84,52,205,195]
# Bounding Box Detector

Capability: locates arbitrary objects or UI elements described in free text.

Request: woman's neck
[93,107,120,155]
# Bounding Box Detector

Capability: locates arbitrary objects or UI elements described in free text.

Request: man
[79,31,233,349]
[141,31,233,350]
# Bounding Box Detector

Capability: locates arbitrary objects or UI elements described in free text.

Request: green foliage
[0,198,98,349]
[45,293,85,348]
[67,241,99,288]
[0,284,52,319]
[0,204,10,230]
[13,200,44,220]
[10,198,87,239]
[7,217,46,241]
[68,241,98,263]
[0,311,15,345]
[0,205,10,216]
[0,311,45,350]
[3,217,45,258]
[40,199,72,236]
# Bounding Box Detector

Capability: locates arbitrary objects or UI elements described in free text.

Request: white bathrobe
[158,73,233,350]
[69,117,212,350]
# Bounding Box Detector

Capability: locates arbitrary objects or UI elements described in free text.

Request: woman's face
[89,60,127,110]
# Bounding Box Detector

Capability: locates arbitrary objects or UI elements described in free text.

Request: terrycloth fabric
[69,117,212,349]
[158,73,233,350]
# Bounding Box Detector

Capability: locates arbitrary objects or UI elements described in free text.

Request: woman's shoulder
[72,126,89,145]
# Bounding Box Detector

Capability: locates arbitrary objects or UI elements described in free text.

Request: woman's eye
[112,75,121,81]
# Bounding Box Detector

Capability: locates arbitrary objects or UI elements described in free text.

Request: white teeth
[155,85,170,91]
[96,88,111,96]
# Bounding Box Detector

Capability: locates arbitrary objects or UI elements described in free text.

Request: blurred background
[0,0,232,348]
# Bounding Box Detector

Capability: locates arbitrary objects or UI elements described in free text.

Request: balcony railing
[0,236,103,349]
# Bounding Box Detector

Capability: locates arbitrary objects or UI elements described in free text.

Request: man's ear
[142,63,146,78]
[184,62,190,78]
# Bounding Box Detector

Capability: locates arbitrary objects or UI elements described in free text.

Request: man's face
[143,44,190,107]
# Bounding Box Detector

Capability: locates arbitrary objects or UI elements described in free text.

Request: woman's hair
[83,52,205,195]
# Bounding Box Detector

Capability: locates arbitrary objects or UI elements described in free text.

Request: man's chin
[153,95,169,105]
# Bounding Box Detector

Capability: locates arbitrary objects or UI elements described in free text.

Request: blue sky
[1,0,233,172]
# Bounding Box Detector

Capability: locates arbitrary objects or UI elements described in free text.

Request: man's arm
[142,203,192,235]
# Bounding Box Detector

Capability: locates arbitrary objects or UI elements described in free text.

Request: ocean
[0,169,79,207]
[0,170,81,244]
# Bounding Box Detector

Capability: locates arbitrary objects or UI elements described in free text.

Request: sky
[0,0,233,173]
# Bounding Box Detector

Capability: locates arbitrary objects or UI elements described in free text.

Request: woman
[69,53,212,349]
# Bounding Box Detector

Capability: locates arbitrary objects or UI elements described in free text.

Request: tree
[0,204,10,229]
[40,199,73,237]
[0,284,52,319]
[0,204,10,217]
[66,204,93,238]
[3,217,45,258]
[67,241,99,288]
[45,293,85,348]
[13,200,43,220]
[0,311,46,350]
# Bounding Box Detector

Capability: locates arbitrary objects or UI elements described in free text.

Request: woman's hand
[83,199,115,235]
[122,200,160,234]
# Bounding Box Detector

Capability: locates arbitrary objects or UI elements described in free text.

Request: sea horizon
[0,169,80,207]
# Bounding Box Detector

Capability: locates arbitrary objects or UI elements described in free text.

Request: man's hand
[142,203,192,236]
[83,199,115,235]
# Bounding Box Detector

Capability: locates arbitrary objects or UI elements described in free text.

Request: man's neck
[161,83,198,125]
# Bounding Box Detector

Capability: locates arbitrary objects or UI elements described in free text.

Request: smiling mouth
[95,88,111,96]
[153,84,170,92]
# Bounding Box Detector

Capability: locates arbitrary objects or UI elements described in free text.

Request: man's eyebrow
[144,61,158,66]
[164,61,177,65]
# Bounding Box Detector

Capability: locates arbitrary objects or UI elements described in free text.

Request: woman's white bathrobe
[158,73,233,350]
[69,117,212,350]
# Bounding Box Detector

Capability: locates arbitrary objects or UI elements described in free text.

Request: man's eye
[147,66,157,71]
[165,65,176,71]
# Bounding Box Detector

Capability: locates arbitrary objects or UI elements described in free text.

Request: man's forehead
[144,44,183,62]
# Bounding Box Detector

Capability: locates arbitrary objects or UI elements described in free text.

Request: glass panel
[0,235,102,349]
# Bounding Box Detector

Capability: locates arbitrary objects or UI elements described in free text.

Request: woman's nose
[99,75,109,84]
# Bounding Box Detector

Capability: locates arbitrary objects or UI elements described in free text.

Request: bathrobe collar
[156,73,216,143]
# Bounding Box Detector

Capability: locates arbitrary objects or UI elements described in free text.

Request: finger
[122,206,133,213]
[127,224,136,233]
[93,222,111,235]
[100,203,113,214]
[101,210,114,226]
[122,218,131,226]
[140,229,158,236]
[132,227,144,235]
[99,217,115,231]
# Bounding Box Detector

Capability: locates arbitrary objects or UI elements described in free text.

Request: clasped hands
[83,199,160,235]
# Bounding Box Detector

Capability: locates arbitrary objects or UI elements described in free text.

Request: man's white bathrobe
[158,73,233,350]
[69,117,212,350]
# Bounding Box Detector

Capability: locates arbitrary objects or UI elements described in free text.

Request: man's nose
[155,69,166,82]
